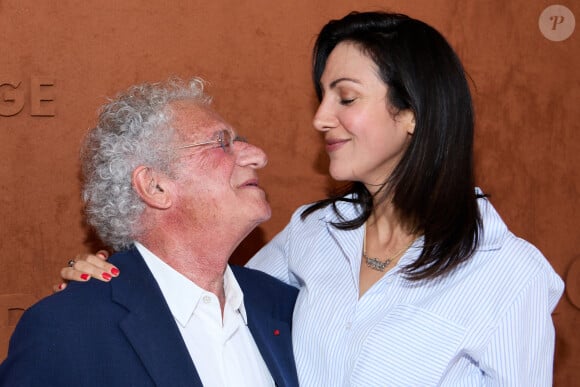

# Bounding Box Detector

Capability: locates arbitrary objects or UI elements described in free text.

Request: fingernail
[102,273,112,281]
[80,274,89,281]
[58,283,64,290]
[110,268,119,276]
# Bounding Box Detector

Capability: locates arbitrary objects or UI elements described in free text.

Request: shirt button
[345,322,352,330]
[202,295,212,304]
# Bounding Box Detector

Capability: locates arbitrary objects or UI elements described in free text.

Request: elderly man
[0,78,299,387]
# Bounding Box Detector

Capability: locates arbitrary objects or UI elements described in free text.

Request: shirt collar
[473,188,507,250]
[134,242,247,327]
[319,187,506,251]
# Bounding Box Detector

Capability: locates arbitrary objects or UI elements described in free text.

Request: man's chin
[257,205,272,223]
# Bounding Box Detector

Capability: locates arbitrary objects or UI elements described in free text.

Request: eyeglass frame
[174,129,247,153]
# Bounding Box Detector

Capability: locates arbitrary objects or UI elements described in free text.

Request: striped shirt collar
[317,187,506,252]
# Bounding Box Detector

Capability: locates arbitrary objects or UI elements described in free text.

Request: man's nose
[235,142,268,169]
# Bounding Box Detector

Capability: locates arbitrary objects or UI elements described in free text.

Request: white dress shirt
[136,242,274,387]
[247,190,564,386]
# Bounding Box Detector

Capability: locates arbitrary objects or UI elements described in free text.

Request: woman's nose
[312,100,338,132]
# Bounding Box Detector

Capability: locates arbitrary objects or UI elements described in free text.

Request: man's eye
[219,140,231,150]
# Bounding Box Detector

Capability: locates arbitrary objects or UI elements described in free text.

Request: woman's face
[313,42,415,191]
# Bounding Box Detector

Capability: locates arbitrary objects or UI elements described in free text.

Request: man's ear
[132,166,172,209]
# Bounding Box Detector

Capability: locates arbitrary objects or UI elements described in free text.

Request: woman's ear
[132,166,172,209]
[400,109,416,135]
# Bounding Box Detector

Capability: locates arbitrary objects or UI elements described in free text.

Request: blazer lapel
[110,249,203,387]
[244,304,294,387]
[231,265,298,387]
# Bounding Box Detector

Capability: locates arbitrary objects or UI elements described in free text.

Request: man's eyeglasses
[174,129,247,154]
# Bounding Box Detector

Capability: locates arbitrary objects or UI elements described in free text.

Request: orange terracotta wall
[1,1,578,384]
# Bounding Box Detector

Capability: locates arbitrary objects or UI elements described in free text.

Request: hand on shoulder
[53,250,119,292]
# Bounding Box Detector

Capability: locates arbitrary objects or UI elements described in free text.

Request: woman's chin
[328,168,355,183]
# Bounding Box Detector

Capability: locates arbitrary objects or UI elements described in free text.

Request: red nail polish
[102,273,112,281]
[80,274,89,281]
[110,268,119,276]
[58,283,64,290]
[273,329,280,336]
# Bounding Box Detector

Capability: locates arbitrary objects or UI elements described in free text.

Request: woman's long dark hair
[302,11,483,280]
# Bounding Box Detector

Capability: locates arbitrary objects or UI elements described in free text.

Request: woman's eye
[340,98,356,105]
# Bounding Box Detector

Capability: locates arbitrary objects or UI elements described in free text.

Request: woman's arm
[476,269,563,385]
[246,209,303,289]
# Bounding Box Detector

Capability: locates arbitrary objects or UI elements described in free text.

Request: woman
[59,11,563,386]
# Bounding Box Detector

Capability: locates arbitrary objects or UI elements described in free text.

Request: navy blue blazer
[0,248,299,387]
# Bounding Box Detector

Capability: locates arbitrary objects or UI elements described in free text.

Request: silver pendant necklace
[363,223,413,272]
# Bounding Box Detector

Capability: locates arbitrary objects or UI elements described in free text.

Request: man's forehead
[170,100,227,139]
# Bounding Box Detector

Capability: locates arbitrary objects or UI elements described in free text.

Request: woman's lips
[325,138,350,152]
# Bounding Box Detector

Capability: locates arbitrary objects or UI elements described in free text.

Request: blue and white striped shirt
[247,194,564,386]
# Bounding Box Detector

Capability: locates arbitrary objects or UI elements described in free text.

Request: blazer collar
[109,248,203,387]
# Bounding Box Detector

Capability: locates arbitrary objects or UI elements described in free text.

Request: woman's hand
[53,250,119,292]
